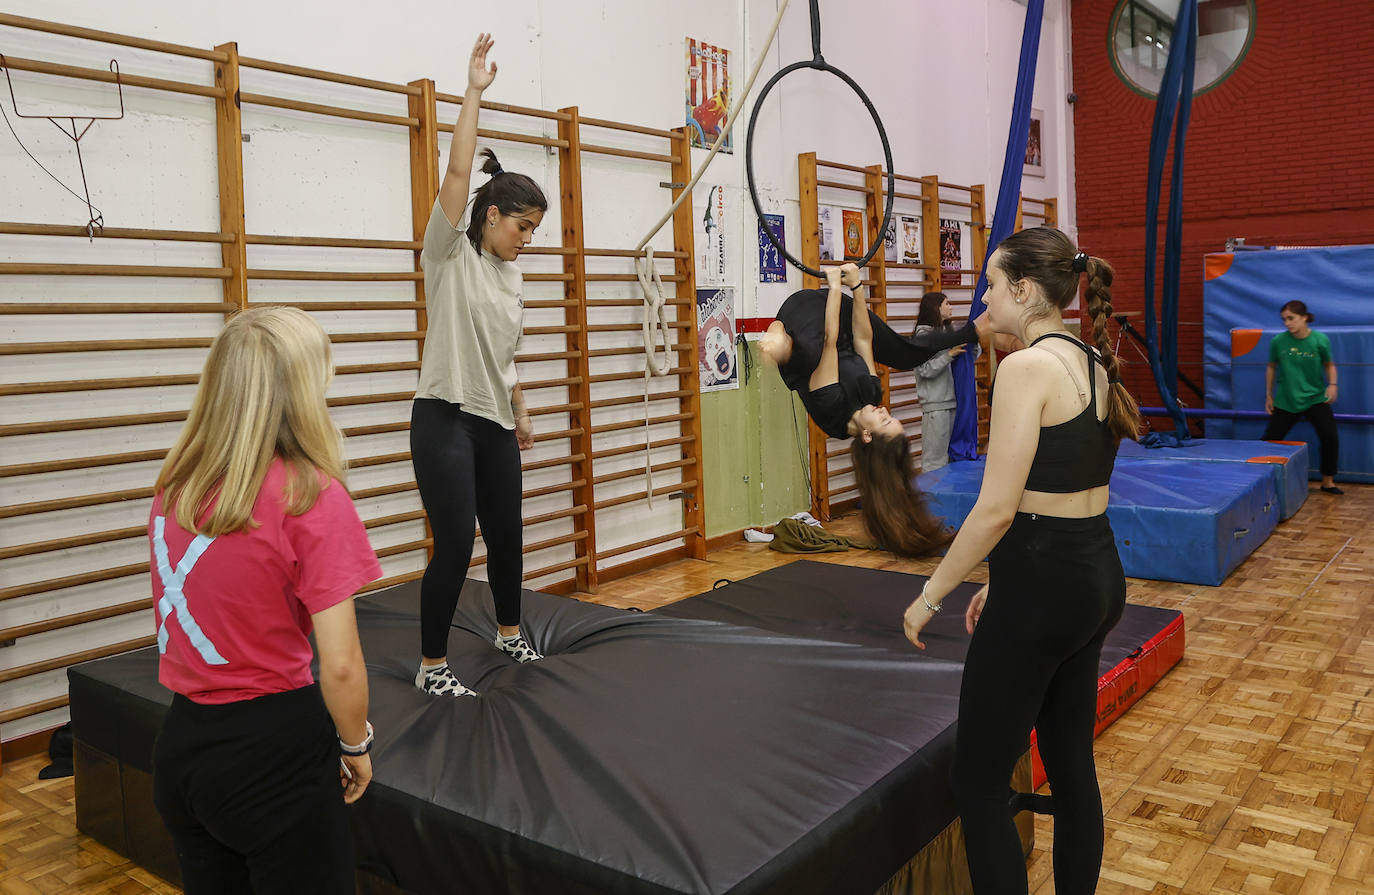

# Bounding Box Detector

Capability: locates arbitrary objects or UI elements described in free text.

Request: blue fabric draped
[949,0,1044,461]
[1139,0,1199,448]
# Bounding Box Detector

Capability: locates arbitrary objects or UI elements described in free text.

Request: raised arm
[437,34,498,225]
[808,266,845,391]
[841,263,878,375]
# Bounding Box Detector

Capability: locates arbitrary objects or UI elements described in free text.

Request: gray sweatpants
[920,407,955,473]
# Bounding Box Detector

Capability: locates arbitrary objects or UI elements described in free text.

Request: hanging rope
[632,0,791,506]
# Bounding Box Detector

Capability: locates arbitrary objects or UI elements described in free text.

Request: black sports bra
[1022,333,1117,493]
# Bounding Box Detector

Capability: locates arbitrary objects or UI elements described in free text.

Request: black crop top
[1022,332,1117,493]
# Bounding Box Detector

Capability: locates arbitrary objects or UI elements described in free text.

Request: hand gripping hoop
[745,0,895,278]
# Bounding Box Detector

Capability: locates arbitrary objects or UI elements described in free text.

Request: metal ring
[745,58,895,279]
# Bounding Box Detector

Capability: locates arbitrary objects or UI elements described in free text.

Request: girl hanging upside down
[757,262,984,556]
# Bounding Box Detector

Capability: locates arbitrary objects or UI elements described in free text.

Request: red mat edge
[1028,613,1187,789]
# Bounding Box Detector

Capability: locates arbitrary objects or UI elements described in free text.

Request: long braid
[1082,256,1141,442]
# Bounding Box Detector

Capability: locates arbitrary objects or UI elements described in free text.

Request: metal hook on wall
[0,55,124,239]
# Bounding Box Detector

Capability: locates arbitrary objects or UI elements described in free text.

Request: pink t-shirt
[150,459,382,704]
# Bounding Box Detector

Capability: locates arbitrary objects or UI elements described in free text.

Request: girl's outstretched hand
[469,33,497,92]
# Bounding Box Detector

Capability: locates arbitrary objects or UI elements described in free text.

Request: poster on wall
[883,215,898,264]
[758,213,787,283]
[899,214,922,264]
[842,209,864,259]
[686,39,732,153]
[695,184,728,286]
[940,218,962,287]
[1024,108,1044,177]
[697,287,738,392]
[817,205,837,262]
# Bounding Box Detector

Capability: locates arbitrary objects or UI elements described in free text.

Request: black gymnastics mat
[69,562,1182,895]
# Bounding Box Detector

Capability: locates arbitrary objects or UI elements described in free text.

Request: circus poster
[940,218,962,288]
[686,39,732,153]
[697,287,738,392]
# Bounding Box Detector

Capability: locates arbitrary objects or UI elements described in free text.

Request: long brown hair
[155,306,346,535]
[993,227,1141,444]
[916,291,950,330]
[851,435,953,558]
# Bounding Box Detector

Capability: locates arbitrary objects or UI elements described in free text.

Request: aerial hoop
[745,0,894,279]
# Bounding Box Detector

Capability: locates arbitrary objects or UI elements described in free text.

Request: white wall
[0,0,1073,741]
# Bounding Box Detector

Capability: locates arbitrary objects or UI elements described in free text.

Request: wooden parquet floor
[2,485,1370,894]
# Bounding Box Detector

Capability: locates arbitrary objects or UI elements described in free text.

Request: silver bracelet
[920,583,942,614]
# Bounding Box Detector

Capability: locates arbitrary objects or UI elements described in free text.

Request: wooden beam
[558,105,599,592]
[670,128,706,561]
[797,152,829,519]
[214,42,248,312]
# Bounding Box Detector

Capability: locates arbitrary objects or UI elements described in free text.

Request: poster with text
[842,209,864,259]
[899,214,922,264]
[817,205,837,262]
[883,215,898,263]
[686,39,732,153]
[697,287,738,392]
[695,184,728,286]
[940,218,962,287]
[758,213,787,283]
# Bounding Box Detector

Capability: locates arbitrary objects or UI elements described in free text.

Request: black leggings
[952,512,1125,894]
[153,685,353,895]
[411,398,523,658]
[1263,402,1339,477]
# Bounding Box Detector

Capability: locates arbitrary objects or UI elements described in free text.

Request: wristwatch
[339,721,374,756]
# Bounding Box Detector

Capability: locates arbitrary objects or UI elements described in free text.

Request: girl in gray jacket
[914,292,979,472]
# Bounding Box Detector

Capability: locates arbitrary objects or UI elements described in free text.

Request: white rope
[636,0,791,506]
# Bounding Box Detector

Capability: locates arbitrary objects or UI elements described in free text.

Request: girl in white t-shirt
[412,34,549,697]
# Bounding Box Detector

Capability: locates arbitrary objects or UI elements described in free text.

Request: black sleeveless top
[774,289,970,439]
[1022,332,1117,493]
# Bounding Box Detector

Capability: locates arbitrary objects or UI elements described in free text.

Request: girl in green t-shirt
[1263,300,1341,494]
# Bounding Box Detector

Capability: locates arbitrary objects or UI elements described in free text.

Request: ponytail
[1082,256,1141,444]
[464,148,548,252]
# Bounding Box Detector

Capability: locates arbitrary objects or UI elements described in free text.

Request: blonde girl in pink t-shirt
[150,307,381,894]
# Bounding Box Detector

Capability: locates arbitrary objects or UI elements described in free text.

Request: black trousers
[152,684,353,895]
[1263,402,1340,477]
[952,512,1125,894]
[411,398,524,658]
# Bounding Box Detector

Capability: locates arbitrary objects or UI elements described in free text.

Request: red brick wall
[1070,1,1374,424]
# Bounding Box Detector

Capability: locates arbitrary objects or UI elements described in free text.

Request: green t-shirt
[1269,330,1331,413]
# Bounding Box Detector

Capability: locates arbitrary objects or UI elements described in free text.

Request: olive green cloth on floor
[767,517,878,553]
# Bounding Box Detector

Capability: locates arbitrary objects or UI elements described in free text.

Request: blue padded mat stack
[1116,438,1308,520]
[920,456,1279,586]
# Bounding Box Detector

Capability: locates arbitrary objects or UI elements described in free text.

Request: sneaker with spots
[415,662,477,697]
[494,631,542,663]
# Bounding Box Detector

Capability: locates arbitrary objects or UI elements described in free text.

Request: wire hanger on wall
[0,54,124,240]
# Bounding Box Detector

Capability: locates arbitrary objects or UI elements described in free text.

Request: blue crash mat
[920,456,1279,586]
[1116,438,1308,520]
